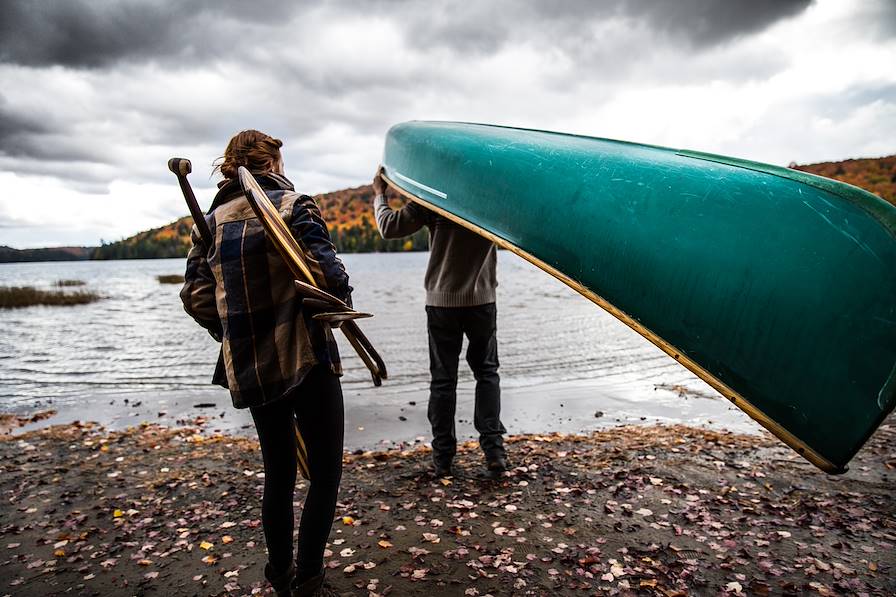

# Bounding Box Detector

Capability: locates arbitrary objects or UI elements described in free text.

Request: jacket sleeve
[289,194,353,306]
[374,194,431,239]
[180,226,223,340]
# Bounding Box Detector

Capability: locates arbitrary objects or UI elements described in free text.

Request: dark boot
[293,570,341,597]
[486,453,508,479]
[432,459,452,478]
[264,562,296,597]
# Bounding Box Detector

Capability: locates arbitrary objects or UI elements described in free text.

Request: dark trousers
[426,303,506,466]
[250,366,344,583]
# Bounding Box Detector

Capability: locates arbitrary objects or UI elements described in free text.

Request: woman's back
[183,172,351,408]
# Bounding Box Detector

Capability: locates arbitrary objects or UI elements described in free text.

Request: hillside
[92,185,427,260]
[313,185,429,254]
[92,218,195,260]
[792,154,895,206]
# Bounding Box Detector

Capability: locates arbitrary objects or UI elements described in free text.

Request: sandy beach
[1,415,892,596]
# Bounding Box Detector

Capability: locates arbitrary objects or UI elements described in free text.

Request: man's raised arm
[372,167,431,239]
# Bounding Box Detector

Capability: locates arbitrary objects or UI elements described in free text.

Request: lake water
[0,252,759,448]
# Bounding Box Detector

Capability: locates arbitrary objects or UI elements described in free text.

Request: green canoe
[381,121,896,473]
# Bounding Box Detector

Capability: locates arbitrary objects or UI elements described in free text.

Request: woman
[181,130,348,597]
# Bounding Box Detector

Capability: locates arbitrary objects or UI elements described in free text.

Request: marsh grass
[157,274,185,284]
[54,279,86,287]
[0,286,101,309]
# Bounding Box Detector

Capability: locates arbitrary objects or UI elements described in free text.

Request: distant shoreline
[0,245,428,264]
[0,245,94,264]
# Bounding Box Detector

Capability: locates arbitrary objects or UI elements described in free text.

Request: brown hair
[214,129,283,179]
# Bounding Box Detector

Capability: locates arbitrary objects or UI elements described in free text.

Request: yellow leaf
[342,516,355,526]
[377,540,393,549]
[222,535,234,544]
[440,478,452,486]
[200,541,214,550]
[201,555,218,565]
[113,509,123,518]
[54,549,65,557]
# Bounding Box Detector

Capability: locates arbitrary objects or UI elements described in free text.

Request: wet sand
[11,376,761,453]
[1,416,892,596]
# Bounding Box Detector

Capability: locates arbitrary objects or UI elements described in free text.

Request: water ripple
[0,254,708,413]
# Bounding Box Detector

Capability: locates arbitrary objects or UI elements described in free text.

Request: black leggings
[250,366,344,582]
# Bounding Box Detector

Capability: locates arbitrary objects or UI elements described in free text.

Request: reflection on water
[0,252,753,444]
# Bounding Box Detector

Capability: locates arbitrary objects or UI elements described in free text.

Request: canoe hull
[382,121,896,473]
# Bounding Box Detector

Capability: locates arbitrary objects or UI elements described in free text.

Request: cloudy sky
[1,0,894,248]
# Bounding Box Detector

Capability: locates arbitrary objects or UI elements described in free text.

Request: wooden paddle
[236,166,388,386]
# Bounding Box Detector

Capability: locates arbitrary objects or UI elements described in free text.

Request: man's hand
[372,166,387,196]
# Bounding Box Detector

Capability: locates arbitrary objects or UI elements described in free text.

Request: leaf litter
[0,417,892,595]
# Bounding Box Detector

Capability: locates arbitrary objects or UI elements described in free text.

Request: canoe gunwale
[381,171,845,475]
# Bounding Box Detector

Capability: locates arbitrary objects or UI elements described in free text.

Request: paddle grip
[168,157,213,248]
[167,157,192,177]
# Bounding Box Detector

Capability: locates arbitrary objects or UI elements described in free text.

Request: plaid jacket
[181,173,351,409]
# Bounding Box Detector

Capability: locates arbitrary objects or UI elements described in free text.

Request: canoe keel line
[382,121,896,474]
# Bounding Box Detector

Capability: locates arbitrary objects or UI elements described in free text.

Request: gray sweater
[374,195,497,307]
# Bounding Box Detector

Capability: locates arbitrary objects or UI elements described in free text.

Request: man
[371,168,507,477]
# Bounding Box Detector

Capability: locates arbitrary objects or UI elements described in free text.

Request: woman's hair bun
[214,130,283,179]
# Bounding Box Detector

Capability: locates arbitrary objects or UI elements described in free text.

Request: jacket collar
[208,172,296,214]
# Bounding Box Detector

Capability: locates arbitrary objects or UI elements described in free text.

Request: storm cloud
[0,0,813,69]
[0,0,893,248]
[0,0,299,68]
